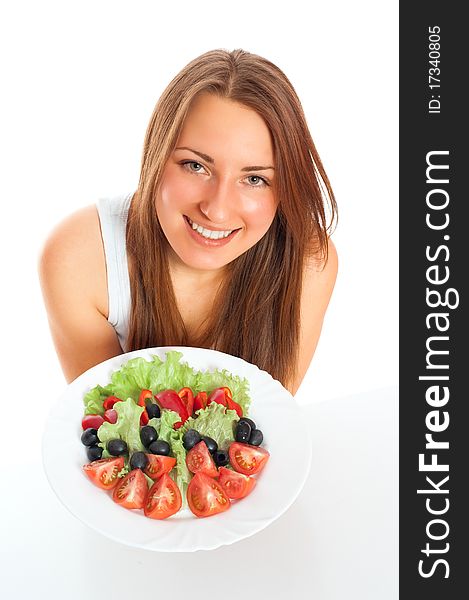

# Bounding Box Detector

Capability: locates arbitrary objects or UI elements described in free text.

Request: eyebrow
[175,146,275,171]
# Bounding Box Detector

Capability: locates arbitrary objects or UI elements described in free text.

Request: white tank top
[96,193,133,351]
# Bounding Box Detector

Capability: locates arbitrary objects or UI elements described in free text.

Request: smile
[185,216,238,240]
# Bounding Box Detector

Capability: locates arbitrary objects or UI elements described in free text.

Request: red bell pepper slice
[138,389,153,406]
[178,387,194,418]
[207,388,228,407]
[138,390,153,425]
[81,414,105,430]
[103,408,118,424]
[193,391,208,412]
[226,396,243,417]
[155,389,189,428]
[103,396,122,411]
[208,387,243,417]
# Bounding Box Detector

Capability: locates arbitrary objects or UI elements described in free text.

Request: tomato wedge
[186,441,218,477]
[103,396,122,410]
[81,414,104,430]
[217,466,256,499]
[178,387,194,417]
[144,473,182,519]
[144,454,177,480]
[187,472,231,518]
[112,468,148,509]
[83,457,125,490]
[229,442,270,475]
[193,391,208,412]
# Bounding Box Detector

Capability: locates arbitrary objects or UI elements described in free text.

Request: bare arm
[289,239,338,395]
[38,205,124,383]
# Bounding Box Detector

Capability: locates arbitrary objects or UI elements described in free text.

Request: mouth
[184,216,240,240]
[183,215,241,247]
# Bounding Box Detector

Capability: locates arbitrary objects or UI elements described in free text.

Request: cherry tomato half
[112,468,148,509]
[144,473,182,520]
[228,442,270,476]
[144,454,177,480]
[187,472,231,518]
[82,457,125,490]
[217,466,256,499]
[186,441,218,477]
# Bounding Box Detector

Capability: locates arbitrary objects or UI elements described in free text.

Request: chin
[179,252,234,272]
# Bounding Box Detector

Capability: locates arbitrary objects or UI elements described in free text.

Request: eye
[246,175,269,187]
[180,160,206,174]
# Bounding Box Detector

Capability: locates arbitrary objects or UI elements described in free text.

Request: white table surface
[1,386,398,600]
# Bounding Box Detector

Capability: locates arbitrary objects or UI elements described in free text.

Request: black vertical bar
[400,2,467,597]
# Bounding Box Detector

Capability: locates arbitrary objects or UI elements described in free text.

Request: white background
[0,1,398,598]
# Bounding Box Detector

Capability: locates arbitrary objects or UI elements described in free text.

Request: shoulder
[38,204,108,317]
[289,238,338,394]
[302,237,338,304]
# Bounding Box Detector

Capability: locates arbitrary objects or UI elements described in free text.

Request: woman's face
[156,93,278,273]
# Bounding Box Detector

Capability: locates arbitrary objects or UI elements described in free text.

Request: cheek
[241,196,277,231]
[159,169,200,211]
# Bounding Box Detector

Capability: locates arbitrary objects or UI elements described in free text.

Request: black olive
[107,438,128,456]
[249,429,263,446]
[81,428,99,447]
[182,429,201,451]
[140,425,158,448]
[86,445,103,461]
[201,436,218,454]
[235,421,252,443]
[148,439,171,456]
[239,417,256,430]
[146,403,161,419]
[213,450,229,467]
[130,451,148,470]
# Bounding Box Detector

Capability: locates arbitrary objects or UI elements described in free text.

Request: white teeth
[187,217,234,239]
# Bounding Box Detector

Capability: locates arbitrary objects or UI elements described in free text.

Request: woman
[38,49,338,395]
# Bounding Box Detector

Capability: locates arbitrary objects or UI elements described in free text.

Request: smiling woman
[38,49,338,395]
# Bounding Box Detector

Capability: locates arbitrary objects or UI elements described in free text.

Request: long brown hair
[126,49,337,389]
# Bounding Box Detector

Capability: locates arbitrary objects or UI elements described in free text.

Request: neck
[167,248,226,291]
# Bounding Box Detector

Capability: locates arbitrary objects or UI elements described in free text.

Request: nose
[198,178,235,225]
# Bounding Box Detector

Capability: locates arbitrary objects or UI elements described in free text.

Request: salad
[80,351,270,519]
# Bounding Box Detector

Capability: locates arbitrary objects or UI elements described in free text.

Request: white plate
[42,346,312,552]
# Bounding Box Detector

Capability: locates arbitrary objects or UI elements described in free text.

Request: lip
[183,216,241,247]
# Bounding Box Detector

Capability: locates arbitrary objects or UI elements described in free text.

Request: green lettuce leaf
[146,352,200,393]
[97,398,145,458]
[181,402,239,451]
[148,410,181,442]
[196,369,251,416]
[83,350,251,417]
[83,384,113,415]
